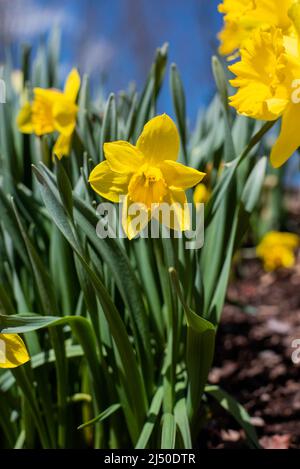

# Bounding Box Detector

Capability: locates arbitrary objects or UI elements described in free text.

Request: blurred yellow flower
[17,68,81,159]
[218,0,294,57]
[229,26,300,167]
[193,183,211,205]
[0,333,30,369]
[256,231,300,271]
[89,114,205,239]
[218,0,254,57]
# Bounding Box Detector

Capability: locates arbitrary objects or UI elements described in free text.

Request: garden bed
[203,258,300,449]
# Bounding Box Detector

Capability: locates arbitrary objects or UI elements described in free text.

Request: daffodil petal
[89,161,130,202]
[33,88,62,102]
[228,28,290,121]
[64,68,81,102]
[160,160,206,190]
[53,134,72,159]
[103,141,144,173]
[52,99,78,136]
[271,104,300,168]
[193,183,211,205]
[17,102,34,133]
[136,114,180,163]
[121,195,150,240]
[0,334,30,369]
[31,89,58,135]
[153,190,190,232]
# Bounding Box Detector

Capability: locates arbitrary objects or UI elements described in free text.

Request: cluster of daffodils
[218,0,300,167]
[256,231,300,271]
[15,77,206,375]
[17,78,205,240]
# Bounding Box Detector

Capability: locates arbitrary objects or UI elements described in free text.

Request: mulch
[202,257,300,449]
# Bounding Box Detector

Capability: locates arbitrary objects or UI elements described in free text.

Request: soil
[203,257,300,449]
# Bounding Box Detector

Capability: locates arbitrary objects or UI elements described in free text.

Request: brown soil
[203,257,300,449]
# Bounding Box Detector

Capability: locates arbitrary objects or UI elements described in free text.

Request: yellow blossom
[0,333,30,369]
[218,0,294,57]
[193,183,211,205]
[89,114,206,239]
[218,0,255,57]
[17,68,81,159]
[256,231,300,271]
[229,25,300,167]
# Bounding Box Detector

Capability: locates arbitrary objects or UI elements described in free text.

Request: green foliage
[0,34,268,449]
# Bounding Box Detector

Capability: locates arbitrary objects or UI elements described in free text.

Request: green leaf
[100,93,118,160]
[205,121,275,226]
[211,55,235,163]
[78,403,121,430]
[170,63,187,163]
[134,43,168,139]
[56,158,74,220]
[174,396,192,449]
[242,156,267,213]
[0,187,29,268]
[206,385,261,449]
[170,268,216,423]
[135,386,164,449]
[47,26,61,87]
[161,413,176,449]
[32,165,148,442]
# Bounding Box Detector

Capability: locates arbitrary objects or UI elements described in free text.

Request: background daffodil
[193,183,211,205]
[256,231,300,271]
[17,68,81,159]
[0,333,30,369]
[89,114,205,239]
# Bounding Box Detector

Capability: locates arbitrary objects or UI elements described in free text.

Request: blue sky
[1,0,222,122]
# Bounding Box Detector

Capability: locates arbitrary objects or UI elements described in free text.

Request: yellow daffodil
[256,231,300,271]
[218,0,294,58]
[229,25,300,167]
[17,68,81,159]
[0,333,30,369]
[218,0,255,57]
[193,183,211,205]
[89,114,206,239]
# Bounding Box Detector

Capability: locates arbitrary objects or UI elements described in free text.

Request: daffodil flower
[256,231,300,271]
[193,183,211,205]
[0,333,30,369]
[228,23,300,167]
[89,114,206,239]
[17,68,81,159]
[218,0,294,58]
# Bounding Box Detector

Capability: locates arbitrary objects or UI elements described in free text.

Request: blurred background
[0,0,221,123]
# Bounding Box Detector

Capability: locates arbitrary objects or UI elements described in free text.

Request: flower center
[128,166,167,208]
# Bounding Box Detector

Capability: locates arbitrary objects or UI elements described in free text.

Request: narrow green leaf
[78,403,121,430]
[170,63,187,163]
[135,386,164,449]
[161,413,176,449]
[206,385,261,449]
